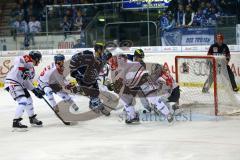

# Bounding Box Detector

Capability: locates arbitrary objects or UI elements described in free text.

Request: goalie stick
[42,97,71,125]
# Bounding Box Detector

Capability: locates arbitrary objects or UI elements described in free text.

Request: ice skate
[29,114,43,127]
[89,97,110,116]
[99,105,110,116]
[143,105,152,113]
[125,112,140,124]
[167,113,174,123]
[12,118,28,132]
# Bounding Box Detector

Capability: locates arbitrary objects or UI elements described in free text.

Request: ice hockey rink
[1,89,240,160]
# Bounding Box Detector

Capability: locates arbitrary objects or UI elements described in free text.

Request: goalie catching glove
[104,78,123,93]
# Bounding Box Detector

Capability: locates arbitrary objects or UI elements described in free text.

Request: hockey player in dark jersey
[69,43,110,116]
[202,33,239,92]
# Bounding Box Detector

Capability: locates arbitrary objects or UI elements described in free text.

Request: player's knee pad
[16,96,28,107]
[26,97,33,106]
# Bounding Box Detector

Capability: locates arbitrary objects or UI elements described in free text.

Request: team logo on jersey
[213,47,218,53]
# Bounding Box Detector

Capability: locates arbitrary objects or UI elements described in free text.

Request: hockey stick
[42,97,71,125]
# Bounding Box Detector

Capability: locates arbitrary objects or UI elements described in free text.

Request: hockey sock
[15,97,28,119]
[25,97,34,117]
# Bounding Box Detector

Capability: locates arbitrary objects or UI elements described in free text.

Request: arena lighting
[98,18,105,22]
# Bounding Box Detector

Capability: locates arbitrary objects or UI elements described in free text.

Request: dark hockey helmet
[94,42,105,52]
[134,49,144,59]
[29,50,42,64]
[54,54,65,63]
[104,50,112,61]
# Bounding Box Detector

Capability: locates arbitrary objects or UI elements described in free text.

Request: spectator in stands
[19,17,28,34]
[60,16,72,39]
[28,16,41,45]
[204,2,213,18]
[189,0,199,12]
[207,6,219,26]
[192,8,207,26]
[183,5,194,27]
[72,38,86,48]
[11,4,23,18]
[219,0,236,15]
[160,12,176,31]
[11,16,20,40]
[74,9,83,32]
[175,4,185,27]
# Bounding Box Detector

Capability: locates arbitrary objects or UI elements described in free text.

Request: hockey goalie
[105,52,174,124]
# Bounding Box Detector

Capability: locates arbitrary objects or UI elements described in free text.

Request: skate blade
[125,121,141,125]
[101,111,110,116]
[12,128,28,132]
[31,124,43,127]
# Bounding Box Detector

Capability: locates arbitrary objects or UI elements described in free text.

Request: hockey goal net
[175,55,240,116]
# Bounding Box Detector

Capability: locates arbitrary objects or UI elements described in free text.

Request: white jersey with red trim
[38,62,69,87]
[109,55,148,88]
[4,55,35,90]
[155,71,178,98]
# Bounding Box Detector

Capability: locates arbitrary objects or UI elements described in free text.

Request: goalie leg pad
[147,96,170,116]
[140,79,158,96]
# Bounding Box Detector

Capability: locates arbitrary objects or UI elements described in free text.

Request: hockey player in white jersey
[4,51,44,131]
[38,54,79,113]
[151,64,180,111]
[105,52,173,124]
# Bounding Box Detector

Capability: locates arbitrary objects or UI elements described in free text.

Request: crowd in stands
[10,0,94,42]
[8,0,238,44]
[160,0,237,31]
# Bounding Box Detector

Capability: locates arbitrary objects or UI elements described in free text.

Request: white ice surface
[1,89,240,160]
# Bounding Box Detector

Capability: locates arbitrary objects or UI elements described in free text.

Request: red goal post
[175,55,239,116]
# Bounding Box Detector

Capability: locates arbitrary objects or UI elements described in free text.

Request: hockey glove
[65,83,78,93]
[112,78,123,94]
[21,69,31,80]
[32,88,44,99]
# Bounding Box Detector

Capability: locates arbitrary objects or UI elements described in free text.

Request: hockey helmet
[104,50,112,61]
[54,54,65,62]
[94,42,105,52]
[134,49,144,59]
[29,51,42,65]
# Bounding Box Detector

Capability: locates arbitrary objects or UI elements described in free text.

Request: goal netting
[175,55,240,116]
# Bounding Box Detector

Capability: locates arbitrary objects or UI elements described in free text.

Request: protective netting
[175,56,240,116]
